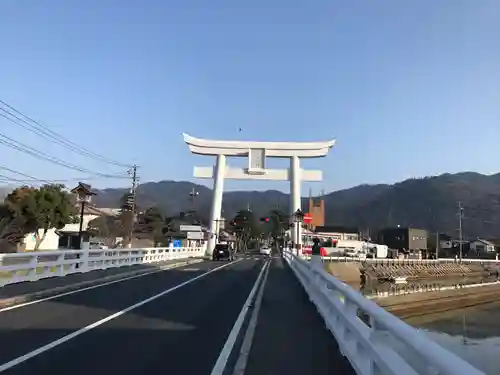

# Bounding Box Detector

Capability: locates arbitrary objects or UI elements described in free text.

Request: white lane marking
[209,259,270,375]
[231,257,271,375]
[0,260,211,313]
[0,259,243,373]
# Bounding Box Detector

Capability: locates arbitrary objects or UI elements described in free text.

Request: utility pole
[435,231,439,260]
[130,164,138,209]
[127,165,138,247]
[458,201,464,262]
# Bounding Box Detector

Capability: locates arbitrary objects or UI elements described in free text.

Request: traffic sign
[180,225,202,232]
[187,231,204,240]
[304,213,313,223]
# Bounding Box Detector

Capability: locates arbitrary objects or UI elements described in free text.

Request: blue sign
[173,240,182,248]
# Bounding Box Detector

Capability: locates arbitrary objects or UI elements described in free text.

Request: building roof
[487,239,500,247]
[474,238,496,246]
[70,182,96,195]
[83,206,118,216]
[379,227,427,232]
[94,207,121,216]
[315,225,358,234]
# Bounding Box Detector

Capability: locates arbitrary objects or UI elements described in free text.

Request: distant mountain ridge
[91,172,500,239]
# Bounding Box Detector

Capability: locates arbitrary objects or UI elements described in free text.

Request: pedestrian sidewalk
[244,256,356,375]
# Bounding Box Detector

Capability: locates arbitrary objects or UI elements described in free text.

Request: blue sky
[0,0,499,194]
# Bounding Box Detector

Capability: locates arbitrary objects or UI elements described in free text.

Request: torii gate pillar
[183,133,335,258]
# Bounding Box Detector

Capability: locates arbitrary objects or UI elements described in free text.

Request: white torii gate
[182,133,335,257]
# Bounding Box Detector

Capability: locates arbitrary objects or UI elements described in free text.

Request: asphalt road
[0,253,355,375]
[0,257,266,375]
[0,258,202,301]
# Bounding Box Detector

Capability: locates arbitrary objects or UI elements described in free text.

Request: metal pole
[436,231,439,259]
[296,221,299,256]
[78,200,85,249]
[128,165,138,247]
[458,202,463,262]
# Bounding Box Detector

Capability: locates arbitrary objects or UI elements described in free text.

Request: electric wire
[0,99,131,168]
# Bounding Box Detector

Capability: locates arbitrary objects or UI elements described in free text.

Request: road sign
[180,225,202,232]
[187,231,204,240]
[173,240,182,248]
[304,213,313,224]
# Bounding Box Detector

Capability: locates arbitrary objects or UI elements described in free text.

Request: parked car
[212,243,234,261]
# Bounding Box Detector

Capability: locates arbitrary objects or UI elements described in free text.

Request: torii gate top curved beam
[182,133,336,158]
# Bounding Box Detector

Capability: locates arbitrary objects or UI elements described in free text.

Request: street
[0,258,265,374]
[0,254,354,375]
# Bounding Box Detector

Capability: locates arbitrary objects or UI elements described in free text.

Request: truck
[366,244,388,258]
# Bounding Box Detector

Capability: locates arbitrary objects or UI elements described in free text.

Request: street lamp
[292,209,305,256]
[71,183,96,249]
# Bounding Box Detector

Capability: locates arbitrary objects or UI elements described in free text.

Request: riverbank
[374,284,500,319]
[324,259,499,285]
[363,262,492,282]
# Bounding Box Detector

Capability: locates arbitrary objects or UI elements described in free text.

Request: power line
[0,166,49,183]
[0,175,109,183]
[0,99,131,168]
[0,130,129,179]
[0,173,27,184]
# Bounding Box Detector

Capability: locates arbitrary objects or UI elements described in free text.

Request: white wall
[60,213,98,232]
[21,213,99,251]
[22,229,60,251]
[470,240,495,253]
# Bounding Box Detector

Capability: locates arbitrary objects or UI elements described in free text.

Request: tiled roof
[475,238,496,246]
[82,206,119,216]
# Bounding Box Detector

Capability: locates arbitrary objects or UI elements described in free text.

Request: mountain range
[90,172,500,239]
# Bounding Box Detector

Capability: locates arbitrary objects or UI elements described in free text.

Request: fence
[306,255,500,265]
[0,247,204,287]
[283,250,486,375]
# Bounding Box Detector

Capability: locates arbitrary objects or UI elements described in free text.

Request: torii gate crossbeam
[183,133,335,257]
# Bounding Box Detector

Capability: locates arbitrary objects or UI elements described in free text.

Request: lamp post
[71,183,96,250]
[292,209,305,256]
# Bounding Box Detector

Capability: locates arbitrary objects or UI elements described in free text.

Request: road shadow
[0,258,265,375]
[0,260,200,299]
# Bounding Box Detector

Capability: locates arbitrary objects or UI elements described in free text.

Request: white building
[21,206,118,251]
[470,239,496,254]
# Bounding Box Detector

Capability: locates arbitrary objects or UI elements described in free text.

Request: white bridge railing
[0,247,204,287]
[305,255,500,264]
[283,250,486,375]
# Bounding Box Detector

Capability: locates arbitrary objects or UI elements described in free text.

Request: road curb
[0,258,205,309]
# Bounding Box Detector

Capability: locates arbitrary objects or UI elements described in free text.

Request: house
[18,206,117,251]
[487,239,500,252]
[427,233,454,251]
[57,205,120,249]
[470,239,496,254]
[376,227,428,254]
[314,226,360,241]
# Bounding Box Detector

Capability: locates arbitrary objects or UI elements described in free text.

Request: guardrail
[305,255,500,264]
[0,247,204,287]
[283,250,486,375]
